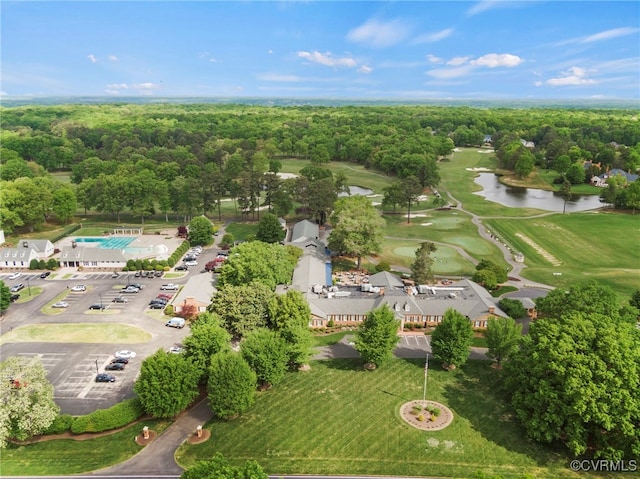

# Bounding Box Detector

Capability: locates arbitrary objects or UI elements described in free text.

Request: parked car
[149,303,165,310]
[184,255,197,262]
[184,260,198,267]
[112,296,128,303]
[8,272,22,280]
[156,293,174,300]
[166,317,186,329]
[10,294,20,302]
[111,272,120,278]
[114,350,137,359]
[160,283,179,291]
[10,284,25,293]
[105,363,125,371]
[110,357,129,364]
[154,271,163,277]
[89,304,105,310]
[121,286,139,293]
[168,346,184,354]
[149,298,168,306]
[52,301,69,308]
[134,271,142,278]
[175,265,188,271]
[70,285,87,292]
[130,283,145,290]
[95,373,116,383]
[40,271,51,278]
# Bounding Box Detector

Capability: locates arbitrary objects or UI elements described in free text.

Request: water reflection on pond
[473,173,602,212]
[339,186,374,197]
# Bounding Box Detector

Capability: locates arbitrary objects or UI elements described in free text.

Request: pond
[473,173,603,212]
[338,186,374,197]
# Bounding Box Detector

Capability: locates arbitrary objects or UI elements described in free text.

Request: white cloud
[256,73,302,82]
[412,28,454,44]
[108,55,118,61]
[427,53,523,79]
[88,54,97,63]
[347,18,411,47]
[470,53,523,68]
[105,82,161,95]
[466,1,501,16]
[209,58,218,63]
[447,56,471,66]
[426,54,443,64]
[545,66,597,86]
[0,91,7,96]
[358,65,373,74]
[268,50,273,54]
[297,50,357,68]
[427,65,474,79]
[581,27,639,43]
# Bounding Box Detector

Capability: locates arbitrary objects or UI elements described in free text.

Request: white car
[52,301,69,308]
[114,350,137,359]
[184,260,198,266]
[70,285,87,292]
[168,346,183,354]
[160,283,179,291]
[8,272,22,280]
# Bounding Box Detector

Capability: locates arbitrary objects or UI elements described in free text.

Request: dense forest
[1,104,639,232]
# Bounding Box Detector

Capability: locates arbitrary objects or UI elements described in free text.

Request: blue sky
[1,1,639,100]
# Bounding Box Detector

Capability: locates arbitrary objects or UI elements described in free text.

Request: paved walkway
[93,397,213,476]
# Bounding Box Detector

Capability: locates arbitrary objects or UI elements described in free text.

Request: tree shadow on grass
[319,357,364,371]
[442,361,569,467]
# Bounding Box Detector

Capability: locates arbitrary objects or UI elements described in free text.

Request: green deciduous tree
[181,453,268,479]
[485,317,522,366]
[183,313,231,382]
[207,352,256,419]
[411,241,437,284]
[188,215,214,246]
[209,282,275,338]
[504,313,640,459]
[218,242,296,291]
[535,280,620,320]
[241,328,289,388]
[52,186,77,224]
[0,356,59,446]
[498,298,527,319]
[134,350,200,418]
[355,305,400,367]
[327,195,386,270]
[255,212,285,243]
[431,308,474,369]
[472,268,497,290]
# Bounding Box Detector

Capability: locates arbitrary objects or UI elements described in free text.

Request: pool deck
[57,231,186,261]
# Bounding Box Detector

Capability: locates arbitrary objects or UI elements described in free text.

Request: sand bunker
[421,222,433,226]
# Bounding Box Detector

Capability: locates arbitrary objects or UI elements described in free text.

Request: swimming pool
[74,237,135,249]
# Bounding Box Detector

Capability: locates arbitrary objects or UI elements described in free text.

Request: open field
[0,418,171,475]
[486,211,640,299]
[0,323,152,346]
[176,359,626,479]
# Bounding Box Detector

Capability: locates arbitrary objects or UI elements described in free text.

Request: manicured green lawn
[225,222,260,242]
[175,359,613,479]
[485,211,640,299]
[0,418,170,475]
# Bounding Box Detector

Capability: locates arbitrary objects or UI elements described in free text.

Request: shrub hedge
[43,414,74,435]
[50,224,82,244]
[70,398,144,434]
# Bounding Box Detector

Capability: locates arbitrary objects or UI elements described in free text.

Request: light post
[99,293,103,308]
[95,359,99,374]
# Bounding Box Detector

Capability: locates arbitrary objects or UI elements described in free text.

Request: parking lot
[0,248,218,415]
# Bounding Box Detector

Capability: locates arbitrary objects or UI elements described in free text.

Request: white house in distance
[58,245,127,269]
[0,239,55,269]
